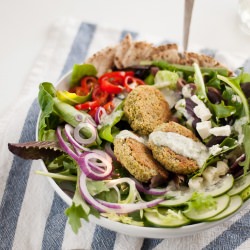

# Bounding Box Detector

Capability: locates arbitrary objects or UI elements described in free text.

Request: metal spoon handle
[183,0,195,51]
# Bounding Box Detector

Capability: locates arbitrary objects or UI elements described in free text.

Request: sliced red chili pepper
[88,107,99,118]
[75,100,100,111]
[74,86,88,96]
[123,76,145,92]
[99,71,134,82]
[103,100,115,114]
[99,77,124,94]
[92,86,109,105]
[98,71,135,94]
[80,76,98,95]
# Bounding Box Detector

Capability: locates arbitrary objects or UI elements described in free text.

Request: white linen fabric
[0,18,250,250]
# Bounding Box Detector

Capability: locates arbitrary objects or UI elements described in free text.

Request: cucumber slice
[144,208,190,227]
[202,175,234,197]
[183,194,230,221]
[159,190,192,207]
[227,173,250,196]
[240,185,250,201]
[206,195,243,221]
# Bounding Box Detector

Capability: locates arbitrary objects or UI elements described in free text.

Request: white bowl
[37,70,250,238]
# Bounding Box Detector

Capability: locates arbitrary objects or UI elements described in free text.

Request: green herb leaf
[240,123,250,174]
[65,198,89,234]
[218,74,250,122]
[70,64,97,88]
[86,179,110,196]
[154,70,179,89]
[65,168,91,234]
[209,101,236,119]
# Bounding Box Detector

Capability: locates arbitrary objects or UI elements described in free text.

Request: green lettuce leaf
[38,82,60,141]
[154,70,179,89]
[98,101,124,142]
[70,64,97,88]
[194,63,208,100]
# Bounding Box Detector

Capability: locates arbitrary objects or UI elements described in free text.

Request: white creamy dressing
[115,130,147,144]
[160,89,181,109]
[99,98,123,127]
[99,110,123,126]
[233,116,248,144]
[149,131,209,167]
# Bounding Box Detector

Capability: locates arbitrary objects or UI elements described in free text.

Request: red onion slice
[79,173,164,214]
[104,142,117,161]
[96,198,164,213]
[86,116,97,127]
[78,152,113,180]
[95,107,106,125]
[56,126,79,161]
[64,124,92,152]
[133,178,168,196]
[74,122,97,145]
[92,149,112,163]
[105,177,138,204]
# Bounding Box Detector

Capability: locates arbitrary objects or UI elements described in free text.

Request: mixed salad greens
[12,60,250,233]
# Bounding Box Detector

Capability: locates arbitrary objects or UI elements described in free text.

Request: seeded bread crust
[85,34,228,76]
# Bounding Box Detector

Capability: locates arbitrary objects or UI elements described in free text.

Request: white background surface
[0,0,249,117]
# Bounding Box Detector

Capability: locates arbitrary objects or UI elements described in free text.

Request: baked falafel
[114,131,169,183]
[123,85,171,136]
[148,121,209,175]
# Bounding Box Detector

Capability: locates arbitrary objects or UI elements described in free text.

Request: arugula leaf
[222,86,243,117]
[193,137,238,177]
[206,72,222,90]
[209,101,236,119]
[70,64,97,88]
[86,179,110,196]
[218,72,250,175]
[240,123,250,174]
[64,188,90,234]
[65,168,92,234]
[47,154,78,172]
[218,74,250,122]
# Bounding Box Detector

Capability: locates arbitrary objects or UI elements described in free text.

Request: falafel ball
[148,121,202,175]
[114,134,169,183]
[123,85,171,135]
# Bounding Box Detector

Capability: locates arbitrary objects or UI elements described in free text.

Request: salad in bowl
[8,35,250,237]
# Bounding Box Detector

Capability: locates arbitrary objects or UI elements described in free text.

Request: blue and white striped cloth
[1,18,250,250]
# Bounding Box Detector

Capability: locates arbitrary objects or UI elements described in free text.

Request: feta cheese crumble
[209,125,231,136]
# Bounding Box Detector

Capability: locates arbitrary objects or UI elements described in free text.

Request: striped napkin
[1,18,250,250]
